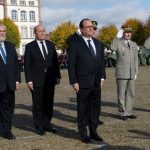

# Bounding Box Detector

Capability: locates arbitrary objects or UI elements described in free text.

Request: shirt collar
[36,39,46,44]
[82,36,92,41]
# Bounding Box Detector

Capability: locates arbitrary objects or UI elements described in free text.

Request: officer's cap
[92,20,98,29]
[121,24,133,33]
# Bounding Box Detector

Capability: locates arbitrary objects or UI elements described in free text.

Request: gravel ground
[0,66,150,150]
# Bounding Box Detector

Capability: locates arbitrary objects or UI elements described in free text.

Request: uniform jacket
[68,37,106,88]
[24,40,61,87]
[110,37,138,79]
[0,41,20,92]
[144,36,150,49]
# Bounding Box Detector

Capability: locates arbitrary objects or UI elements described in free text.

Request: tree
[0,18,20,48]
[123,18,144,45]
[97,24,118,47]
[50,21,77,50]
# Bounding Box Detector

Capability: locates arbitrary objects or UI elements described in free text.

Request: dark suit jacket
[66,32,81,45]
[0,41,20,92]
[68,37,106,88]
[24,40,61,87]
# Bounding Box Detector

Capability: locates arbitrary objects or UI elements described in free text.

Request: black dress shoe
[99,120,104,125]
[120,116,128,121]
[79,128,90,143]
[3,132,16,140]
[127,115,137,119]
[90,132,103,142]
[44,126,58,133]
[35,130,45,136]
[81,136,90,143]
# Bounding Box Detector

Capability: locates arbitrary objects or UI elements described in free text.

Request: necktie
[0,44,7,64]
[40,41,48,59]
[127,41,130,49]
[87,40,96,56]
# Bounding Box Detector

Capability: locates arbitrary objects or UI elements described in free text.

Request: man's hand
[56,78,60,85]
[100,80,104,89]
[116,29,124,38]
[135,75,137,80]
[72,83,79,93]
[27,82,34,91]
[16,82,20,90]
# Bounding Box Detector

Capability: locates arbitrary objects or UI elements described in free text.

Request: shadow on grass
[13,113,79,141]
[15,104,32,111]
[51,124,79,141]
[92,145,143,150]
[13,113,34,132]
[128,129,150,139]
[55,102,77,111]
[102,100,150,113]
[54,110,76,123]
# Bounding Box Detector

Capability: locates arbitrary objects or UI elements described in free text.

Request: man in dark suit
[0,24,20,140]
[92,20,104,125]
[24,25,61,135]
[68,19,106,143]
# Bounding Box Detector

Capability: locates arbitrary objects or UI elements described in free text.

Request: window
[20,11,27,21]
[21,26,27,38]
[30,27,35,38]
[20,0,26,6]
[11,10,18,21]
[11,0,17,5]
[29,1,34,6]
[29,11,35,22]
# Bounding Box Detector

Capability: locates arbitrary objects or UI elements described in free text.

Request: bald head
[34,25,46,41]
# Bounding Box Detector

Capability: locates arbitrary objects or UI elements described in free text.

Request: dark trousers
[77,87,100,134]
[31,84,55,131]
[0,88,15,133]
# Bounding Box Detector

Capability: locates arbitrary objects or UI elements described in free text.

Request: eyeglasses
[84,26,93,29]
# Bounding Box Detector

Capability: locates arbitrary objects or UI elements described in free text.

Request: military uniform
[110,25,138,118]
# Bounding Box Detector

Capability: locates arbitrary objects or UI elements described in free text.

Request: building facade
[0,0,41,55]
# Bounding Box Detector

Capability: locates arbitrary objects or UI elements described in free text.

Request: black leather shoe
[81,136,90,143]
[3,132,16,140]
[79,128,90,143]
[90,132,103,142]
[44,126,58,133]
[120,116,128,120]
[35,130,45,136]
[127,115,137,119]
[99,120,104,125]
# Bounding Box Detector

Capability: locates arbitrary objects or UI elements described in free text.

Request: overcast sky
[41,0,150,32]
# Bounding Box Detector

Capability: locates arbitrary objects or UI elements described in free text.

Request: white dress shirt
[0,42,7,62]
[82,36,96,55]
[36,40,48,59]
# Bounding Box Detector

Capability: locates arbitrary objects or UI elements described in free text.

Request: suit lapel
[93,38,100,58]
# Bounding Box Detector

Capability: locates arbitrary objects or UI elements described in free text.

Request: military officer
[110,24,138,120]
[92,20,98,38]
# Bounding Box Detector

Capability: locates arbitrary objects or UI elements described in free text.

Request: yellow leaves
[97,24,118,47]
[51,21,77,50]
[0,18,20,48]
